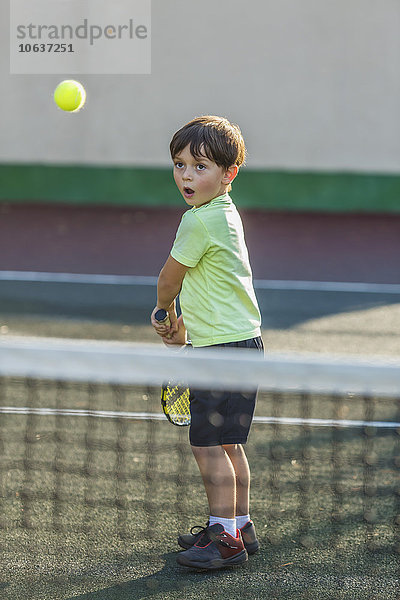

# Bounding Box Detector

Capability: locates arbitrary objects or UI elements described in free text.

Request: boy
[151,115,263,570]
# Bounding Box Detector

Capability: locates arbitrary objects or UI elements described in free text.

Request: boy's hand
[161,315,187,347]
[151,305,179,338]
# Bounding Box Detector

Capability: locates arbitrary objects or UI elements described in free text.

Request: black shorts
[189,336,264,447]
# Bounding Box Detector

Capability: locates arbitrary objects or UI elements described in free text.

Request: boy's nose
[182,167,193,180]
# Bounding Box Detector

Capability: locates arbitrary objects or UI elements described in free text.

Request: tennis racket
[155,309,191,427]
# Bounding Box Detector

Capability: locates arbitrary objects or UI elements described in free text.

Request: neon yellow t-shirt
[170,193,261,347]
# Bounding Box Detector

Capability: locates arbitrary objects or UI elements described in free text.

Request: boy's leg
[222,443,250,517]
[177,444,259,566]
[176,444,247,569]
[190,445,236,519]
[222,443,259,554]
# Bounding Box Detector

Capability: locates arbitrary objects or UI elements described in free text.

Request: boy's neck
[194,190,229,209]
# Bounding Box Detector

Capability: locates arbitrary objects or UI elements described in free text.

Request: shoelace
[189,525,208,537]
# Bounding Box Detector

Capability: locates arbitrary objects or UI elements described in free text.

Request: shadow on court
[38,542,400,600]
[1,280,400,329]
[65,552,223,600]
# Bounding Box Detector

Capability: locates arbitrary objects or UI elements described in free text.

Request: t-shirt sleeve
[170,211,210,268]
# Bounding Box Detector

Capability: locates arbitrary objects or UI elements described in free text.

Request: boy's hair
[170,115,246,170]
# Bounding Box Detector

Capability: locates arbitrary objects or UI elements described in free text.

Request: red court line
[1,203,400,284]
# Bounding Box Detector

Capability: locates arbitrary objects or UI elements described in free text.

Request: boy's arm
[157,255,189,309]
[151,255,189,336]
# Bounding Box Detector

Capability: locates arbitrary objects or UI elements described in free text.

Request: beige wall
[1,0,399,172]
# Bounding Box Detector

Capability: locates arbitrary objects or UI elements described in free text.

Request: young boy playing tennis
[151,115,263,570]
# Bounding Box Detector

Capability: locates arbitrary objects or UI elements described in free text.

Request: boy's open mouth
[184,187,195,197]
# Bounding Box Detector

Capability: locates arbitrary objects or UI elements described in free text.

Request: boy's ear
[222,164,239,185]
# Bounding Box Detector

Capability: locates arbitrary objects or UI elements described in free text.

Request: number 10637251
[18,43,74,52]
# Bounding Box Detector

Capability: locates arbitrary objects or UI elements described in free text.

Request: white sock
[236,514,251,530]
[209,516,237,538]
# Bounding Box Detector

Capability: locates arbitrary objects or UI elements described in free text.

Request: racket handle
[155,308,170,326]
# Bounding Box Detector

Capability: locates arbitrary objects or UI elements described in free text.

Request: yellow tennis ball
[54,80,86,112]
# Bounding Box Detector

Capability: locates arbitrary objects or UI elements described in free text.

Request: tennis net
[1,336,399,598]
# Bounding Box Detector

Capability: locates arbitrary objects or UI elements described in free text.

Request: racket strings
[164,384,190,425]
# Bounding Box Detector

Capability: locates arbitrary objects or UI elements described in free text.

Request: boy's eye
[175,162,183,169]
[196,164,206,171]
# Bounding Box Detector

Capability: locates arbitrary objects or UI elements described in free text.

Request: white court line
[1,271,400,294]
[254,280,400,294]
[0,271,158,286]
[1,406,399,429]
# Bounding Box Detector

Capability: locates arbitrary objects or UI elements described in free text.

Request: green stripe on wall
[1,164,400,212]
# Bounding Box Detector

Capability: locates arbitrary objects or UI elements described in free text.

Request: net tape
[1,336,400,395]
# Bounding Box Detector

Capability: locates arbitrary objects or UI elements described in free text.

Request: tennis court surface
[1,337,399,600]
[1,204,400,598]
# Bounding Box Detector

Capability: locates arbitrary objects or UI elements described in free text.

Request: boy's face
[172,144,235,208]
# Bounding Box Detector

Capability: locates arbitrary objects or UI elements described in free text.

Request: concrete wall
[1,0,399,173]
